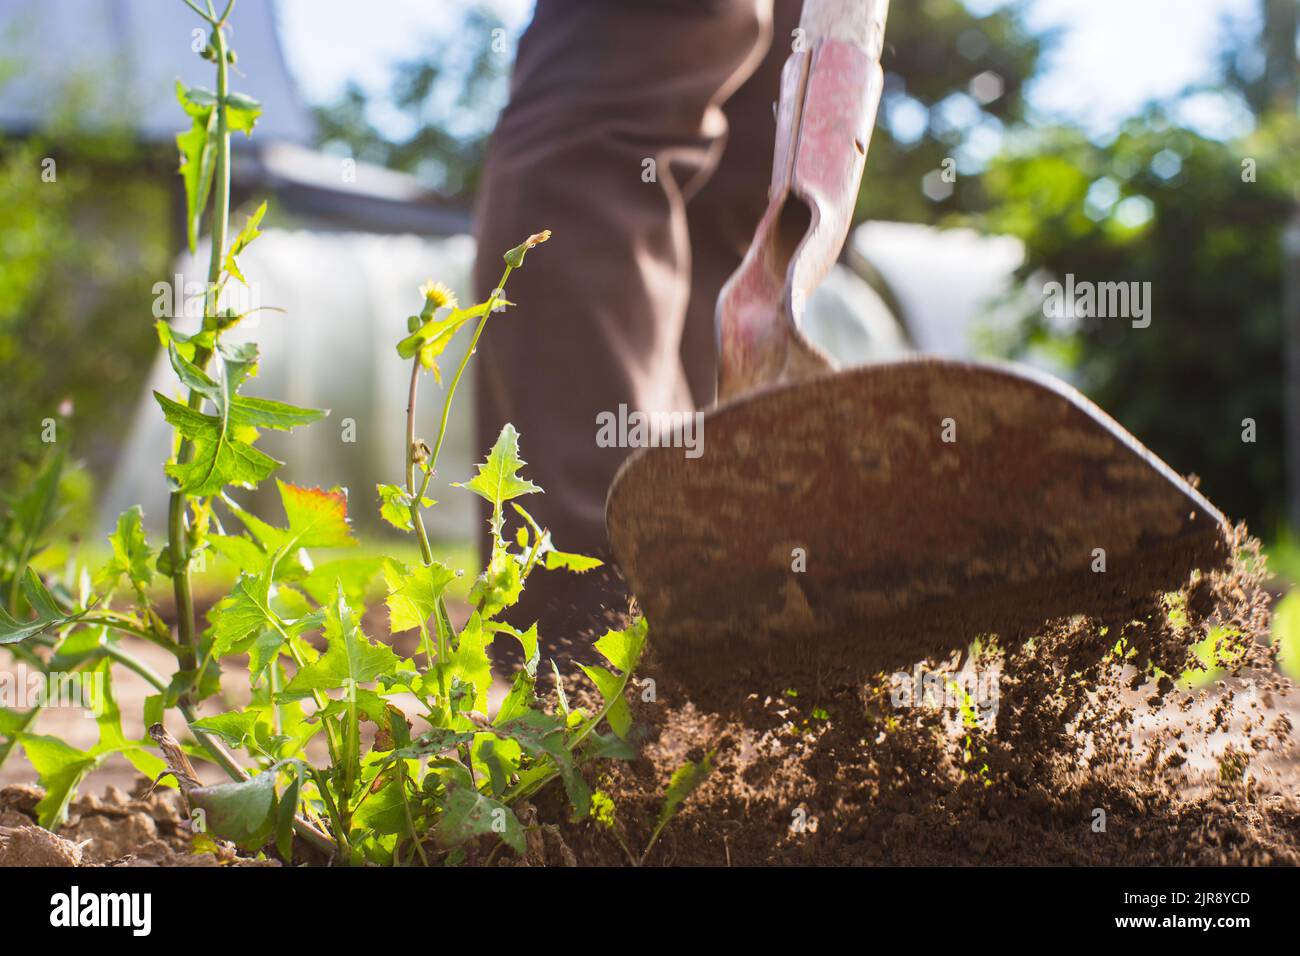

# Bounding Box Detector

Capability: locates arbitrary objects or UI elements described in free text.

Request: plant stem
[405,361,435,567]
[101,633,336,856]
[428,264,512,480]
[168,11,233,679]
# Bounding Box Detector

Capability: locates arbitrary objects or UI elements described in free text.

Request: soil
[3,526,1298,867]
[0,782,277,867]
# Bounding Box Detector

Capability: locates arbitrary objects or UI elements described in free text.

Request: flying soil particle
[539,525,1300,865]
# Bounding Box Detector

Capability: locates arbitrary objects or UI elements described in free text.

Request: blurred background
[0,0,1297,592]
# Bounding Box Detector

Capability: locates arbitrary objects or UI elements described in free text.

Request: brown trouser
[474,0,803,556]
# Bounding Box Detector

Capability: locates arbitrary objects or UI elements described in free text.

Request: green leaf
[493,710,590,818]
[276,770,300,860]
[657,752,714,832]
[229,396,326,431]
[1271,590,1300,681]
[0,568,86,645]
[543,549,605,573]
[435,613,492,715]
[493,668,536,726]
[454,424,541,541]
[469,549,522,619]
[376,484,433,532]
[387,728,475,762]
[190,710,264,748]
[155,391,280,496]
[227,481,358,559]
[189,772,277,850]
[2,449,64,557]
[277,483,357,548]
[224,200,267,285]
[224,92,263,135]
[207,533,266,573]
[396,303,494,379]
[300,556,384,608]
[209,572,322,665]
[95,506,154,596]
[580,663,633,740]
[435,782,524,855]
[281,584,400,697]
[384,559,456,635]
[595,620,647,675]
[485,621,538,672]
[175,91,218,254]
[17,734,99,830]
[156,340,321,497]
[351,776,411,837]
[87,660,167,782]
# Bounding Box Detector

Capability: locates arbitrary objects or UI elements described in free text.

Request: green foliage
[978,111,1299,529]
[0,0,649,868]
[1271,590,1300,681]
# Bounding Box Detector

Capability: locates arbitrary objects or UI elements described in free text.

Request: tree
[977,0,1300,530]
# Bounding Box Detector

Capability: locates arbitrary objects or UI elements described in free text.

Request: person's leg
[473,0,774,560]
[679,0,804,409]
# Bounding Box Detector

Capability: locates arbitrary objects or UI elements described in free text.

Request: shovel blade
[606,358,1229,690]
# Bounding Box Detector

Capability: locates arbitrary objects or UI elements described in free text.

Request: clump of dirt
[541,526,1300,865]
[0,781,278,867]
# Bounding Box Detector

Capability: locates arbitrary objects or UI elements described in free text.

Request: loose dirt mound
[540,527,1300,865]
[0,782,278,867]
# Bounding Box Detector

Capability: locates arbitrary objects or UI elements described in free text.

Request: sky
[278,0,1264,140]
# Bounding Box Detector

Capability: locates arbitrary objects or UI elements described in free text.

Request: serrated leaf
[454,424,540,541]
[469,549,521,619]
[435,781,524,854]
[493,710,590,818]
[444,613,493,714]
[384,559,456,635]
[493,668,536,726]
[543,549,604,573]
[595,619,647,675]
[281,584,400,697]
[376,484,433,532]
[224,200,267,285]
[277,483,357,548]
[209,572,322,664]
[155,391,280,496]
[95,506,154,596]
[485,622,538,672]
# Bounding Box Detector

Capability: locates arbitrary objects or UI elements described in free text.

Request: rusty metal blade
[606,358,1229,691]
